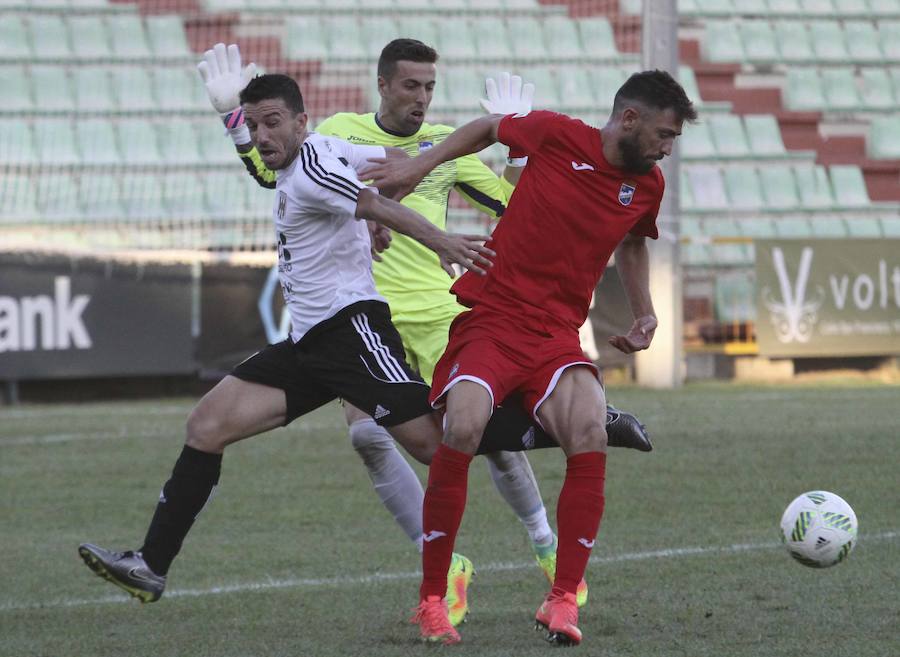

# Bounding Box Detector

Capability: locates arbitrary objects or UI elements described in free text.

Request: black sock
[476,405,559,455]
[140,445,222,576]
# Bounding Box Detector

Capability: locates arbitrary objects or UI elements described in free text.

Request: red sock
[554,451,606,595]
[420,444,473,600]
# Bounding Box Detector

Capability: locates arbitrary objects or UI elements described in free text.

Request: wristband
[506,156,528,168]
[222,107,251,145]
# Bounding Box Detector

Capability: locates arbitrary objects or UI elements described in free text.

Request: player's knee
[443,414,485,454]
[349,418,395,454]
[185,406,228,451]
[577,418,608,452]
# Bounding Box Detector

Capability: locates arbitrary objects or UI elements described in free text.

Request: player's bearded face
[378,60,436,136]
[618,108,681,174]
[244,99,308,170]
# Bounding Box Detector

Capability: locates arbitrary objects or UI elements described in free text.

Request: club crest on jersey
[449,362,460,378]
[418,141,433,152]
[277,191,287,218]
[618,182,636,206]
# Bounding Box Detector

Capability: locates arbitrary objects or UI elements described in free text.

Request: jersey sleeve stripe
[303,142,366,198]
[299,144,359,203]
[455,181,506,218]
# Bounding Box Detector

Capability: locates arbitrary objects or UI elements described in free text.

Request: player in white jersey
[77,73,497,612]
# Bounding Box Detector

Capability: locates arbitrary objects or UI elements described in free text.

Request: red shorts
[428,305,598,421]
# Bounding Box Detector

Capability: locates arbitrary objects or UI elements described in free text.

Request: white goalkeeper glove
[197,42,257,145]
[480,72,535,167]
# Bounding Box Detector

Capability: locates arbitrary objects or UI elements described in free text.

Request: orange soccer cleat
[411,595,461,645]
[534,590,582,646]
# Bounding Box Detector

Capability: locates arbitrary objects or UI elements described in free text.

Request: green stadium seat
[32,66,75,111]
[680,173,696,211]
[686,166,729,209]
[506,17,546,60]
[774,22,813,62]
[774,217,813,237]
[799,0,836,17]
[682,243,713,267]
[765,0,803,15]
[473,17,513,59]
[118,119,163,165]
[590,67,627,111]
[578,18,618,60]
[112,67,157,111]
[437,18,477,60]
[203,0,251,10]
[543,16,583,59]
[501,0,541,8]
[397,16,439,48]
[829,165,870,207]
[108,15,152,60]
[120,173,166,220]
[28,15,71,60]
[76,118,121,165]
[681,216,703,237]
[556,67,596,110]
[363,17,401,59]
[737,216,777,237]
[0,174,39,223]
[203,171,248,219]
[439,67,479,111]
[783,69,825,111]
[713,243,753,267]
[809,216,848,237]
[37,173,83,222]
[0,122,37,165]
[162,172,207,219]
[34,118,80,165]
[821,68,860,112]
[739,20,778,63]
[879,215,900,237]
[810,20,849,62]
[678,66,704,107]
[286,17,329,60]
[843,216,881,237]
[73,66,117,112]
[158,121,204,165]
[196,121,237,165]
[246,180,275,217]
[879,21,900,61]
[759,165,801,209]
[708,114,750,158]
[0,66,34,112]
[695,0,734,16]
[867,116,900,159]
[146,15,192,58]
[793,164,834,209]
[890,68,900,102]
[619,0,643,14]
[680,120,717,159]
[860,69,896,110]
[833,0,871,15]
[703,218,742,237]
[79,175,124,221]
[844,21,883,63]
[325,17,366,60]
[0,15,30,60]
[154,68,207,111]
[518,66,559,108]
[724,167,764,208]
[869,0,900,17]
[701,22,744,63]
[68,16,113,59]
[744,114,786,157]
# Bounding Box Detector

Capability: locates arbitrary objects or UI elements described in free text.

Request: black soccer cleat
[78,543,166,603]
[606,404,652,452]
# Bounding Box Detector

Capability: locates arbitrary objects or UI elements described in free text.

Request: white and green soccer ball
[780,491,858,568]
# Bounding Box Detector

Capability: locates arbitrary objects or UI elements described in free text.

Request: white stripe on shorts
[351,313,411,383]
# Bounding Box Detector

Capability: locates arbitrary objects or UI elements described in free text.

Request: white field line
[0,405,192,420]
[2,531,896,613]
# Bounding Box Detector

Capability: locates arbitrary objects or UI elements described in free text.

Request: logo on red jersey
[618,182,636,206]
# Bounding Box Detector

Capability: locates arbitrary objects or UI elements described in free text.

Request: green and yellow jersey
[239,112,514,316]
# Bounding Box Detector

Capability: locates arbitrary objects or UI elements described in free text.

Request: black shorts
[230,301,432,427]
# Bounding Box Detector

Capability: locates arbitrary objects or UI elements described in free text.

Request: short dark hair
[613,69,697,123]
[377,38,438,80]
[240,73,304,114]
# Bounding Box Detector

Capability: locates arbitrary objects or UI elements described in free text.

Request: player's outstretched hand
[608,314,658,354]
[432,234,496,278]
[197,42,257,114]
[367,221,392,262]
[480,71,535,116]
[361,156,425,201]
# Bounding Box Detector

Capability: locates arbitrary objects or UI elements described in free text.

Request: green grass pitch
[1,382,898,656]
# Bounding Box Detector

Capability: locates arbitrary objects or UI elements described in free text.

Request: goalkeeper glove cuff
[222,107,250,145]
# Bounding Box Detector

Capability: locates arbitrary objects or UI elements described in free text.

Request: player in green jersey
[197,40,650,624]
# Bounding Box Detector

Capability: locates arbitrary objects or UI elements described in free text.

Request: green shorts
[392,301,465,386]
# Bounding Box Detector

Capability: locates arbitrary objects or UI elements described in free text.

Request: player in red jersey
[366,70,696,646]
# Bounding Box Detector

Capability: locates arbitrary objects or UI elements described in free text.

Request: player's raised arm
[355,189,495,277]
[480,72,535,186]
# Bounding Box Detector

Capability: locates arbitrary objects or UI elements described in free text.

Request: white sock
[485,451,554,546]
[349,419,425,547]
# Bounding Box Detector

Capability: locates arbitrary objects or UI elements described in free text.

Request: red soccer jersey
[451,110,665,330]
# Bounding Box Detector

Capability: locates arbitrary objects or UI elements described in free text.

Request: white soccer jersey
[273,132,387,342]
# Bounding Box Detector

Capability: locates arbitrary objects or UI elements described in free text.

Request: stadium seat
[681,120,717,159]
[397,16,439,48]
[590,67,627,111]
[517,66,559,108]
[507,17,546,60]
[0,122,37,165]
[31,66,75,111]
[73,66,117,112]
[686,166,729,209]
[118,119,164,165]
[774,21,813,62]
[204,171,248,219]
[473,17,513,60]
[68,16,113,59]
[833,0,871,15]
[881,21,900,61]
[108,15,152,60]
[702,22,744,63]
[326,17,367,60]
[739,20,778,63]
[146,15,192,58]
[859,69,896,110]
[829,165,870,207]
[162,172,207,219]
[158,121,204,165]
[868,0,900,16]
[286,17,329,60]
[879,215,900,237]
[867,116,900,159]
[120,173,166,220]
[555,67,595,109]
[821,68,860,112]
[578,18,619,60]
[28,15,72,60]
[0,15,30,60]
[708,114,750,158]
[694,0,734,16]
[734,0,768,12]
[154,68,207,111]
[196,121,237,165]
[799,0,836,17]
[112,67,157,111]
[678,66,704,108]
[810,20,848,63]
[737,216,777,237]
[743,114,786,157]
[774,217,813,237]
[809,216,848,237]
[703,217,742,237]
[0,174,40,223]
[793,164,835,209]
[843,216,882,237]
[844,21,883,63]
[36,173,83,222]
[34,118,81,165]
[78,175,124,221]
[759,165,801,209]
[715,274,755,323]
[680,173,696,211]
[363,17,401,59]
[724,167,764,208]
[436,18,477,60]
[0,66,34,112]
[76,118,121,165]
[543,15,583,60]
[766,0,803,15]
[783,69,825,111]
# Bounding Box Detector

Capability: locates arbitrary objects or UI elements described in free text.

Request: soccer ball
[780,491,858,568]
